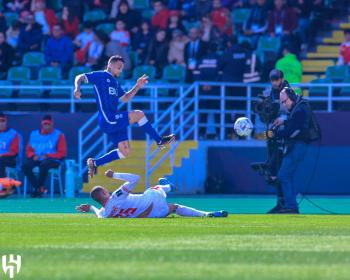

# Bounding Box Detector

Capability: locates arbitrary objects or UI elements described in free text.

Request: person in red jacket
[0,113,20,178]
[61,6,80,39]
[211,0,233,36]
[31,0,58,35]
[22,115,67,198]
[338,29,350,66]
[151,1,170,30]
[268,0,298,37]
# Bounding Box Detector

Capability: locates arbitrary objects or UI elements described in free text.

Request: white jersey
[94,184,170,219]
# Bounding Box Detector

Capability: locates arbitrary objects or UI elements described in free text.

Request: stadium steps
[82,140,198,193]
[302,16,350,81]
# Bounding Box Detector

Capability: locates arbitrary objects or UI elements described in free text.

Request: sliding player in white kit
[76,169,228,218]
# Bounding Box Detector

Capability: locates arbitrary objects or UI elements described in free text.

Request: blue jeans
[278,142,308,209]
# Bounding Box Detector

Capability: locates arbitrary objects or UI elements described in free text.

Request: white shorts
[144,187,169,218]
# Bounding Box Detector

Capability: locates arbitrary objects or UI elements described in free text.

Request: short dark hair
[269,69,284,81]
[42,114,52,121]
[0,112,6,119]
[90,186,105,202]
[108,55,125,64]
[84,21,93,29]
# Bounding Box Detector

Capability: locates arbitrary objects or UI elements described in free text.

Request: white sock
[175,204,208,217]
[137,116,148,126]
[155,184,171,193]
[112,172,140,184]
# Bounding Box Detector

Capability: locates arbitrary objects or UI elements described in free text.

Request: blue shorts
[108,129,129,145]
[106,111,130,145]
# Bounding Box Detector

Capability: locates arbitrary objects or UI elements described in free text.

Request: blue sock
[95,149,123,167]
[138,117,161,143]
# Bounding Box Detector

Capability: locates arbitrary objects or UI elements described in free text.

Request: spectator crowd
[0,0,347,82]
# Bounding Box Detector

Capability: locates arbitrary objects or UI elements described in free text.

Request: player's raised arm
[74,74,87,99]
[105,169,140,193]
[120,74,149,103]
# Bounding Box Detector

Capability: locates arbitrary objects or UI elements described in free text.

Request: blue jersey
[85,70,127,133]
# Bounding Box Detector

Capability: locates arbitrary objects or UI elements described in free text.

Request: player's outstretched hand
[74,89,81,99]
[76,204,91,212]
[105,169,114,178]
[136,74,149,88]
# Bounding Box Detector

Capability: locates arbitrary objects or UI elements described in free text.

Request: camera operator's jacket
[275,96,314,144]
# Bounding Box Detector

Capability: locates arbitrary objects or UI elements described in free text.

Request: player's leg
[169,203,228,218]
[87,130,129,178]
[128,110,175,148]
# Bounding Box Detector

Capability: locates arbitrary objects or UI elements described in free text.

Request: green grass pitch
[1,212,350,280]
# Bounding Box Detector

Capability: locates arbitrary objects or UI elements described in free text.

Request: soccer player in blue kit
[74,55,175,178]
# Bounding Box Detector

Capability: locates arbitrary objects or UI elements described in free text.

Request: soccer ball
[234,117,254,137]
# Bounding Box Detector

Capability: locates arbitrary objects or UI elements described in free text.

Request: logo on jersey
[115,114,123,120]
[106,79,110,83]
[108,87,117,96]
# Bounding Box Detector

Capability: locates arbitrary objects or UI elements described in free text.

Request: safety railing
[76,83,190,175]
[145,83,198,187]
[143,81,350,187]
[2,82,350,178]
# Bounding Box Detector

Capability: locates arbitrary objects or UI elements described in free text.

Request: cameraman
[267,88,318,214]
[253,69,290,186]
[264,69,290,176]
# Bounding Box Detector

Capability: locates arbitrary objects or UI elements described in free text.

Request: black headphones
[283,87,297,102]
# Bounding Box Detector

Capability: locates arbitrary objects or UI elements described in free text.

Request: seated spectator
[195,0,212,20]
[200,15,224,49]
[132,20,153,65]
[0,113,20,178]
[180,0,196,20]
[6,20,21,48]
[62,6,80,40]
[22,115,67,198]
[105,39,132,74]
[276,44,302,84]
[0,32,14,79]
[62,0,84,20]
[184,27,208,80]
[115,1,141,34]
[17,13,43,55]
[151,1,170,30]
[219,36,247,82]
[308,0,325,47]
[268,0,298,40]
[244,0,268,46]
[166,10,186,40]
[110,20,130,48]
[31,0,58,36]
[338,29,350,66]
[44,24,73,74]
[110,0,133,19]
[294,0,312,52]
[168,29,188,65]
[211,0,233,36]
[5,0,30,13]
[146,29,169,77]
[86,31,105,69]
[74,21,94,51]
[0,13,7,33]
